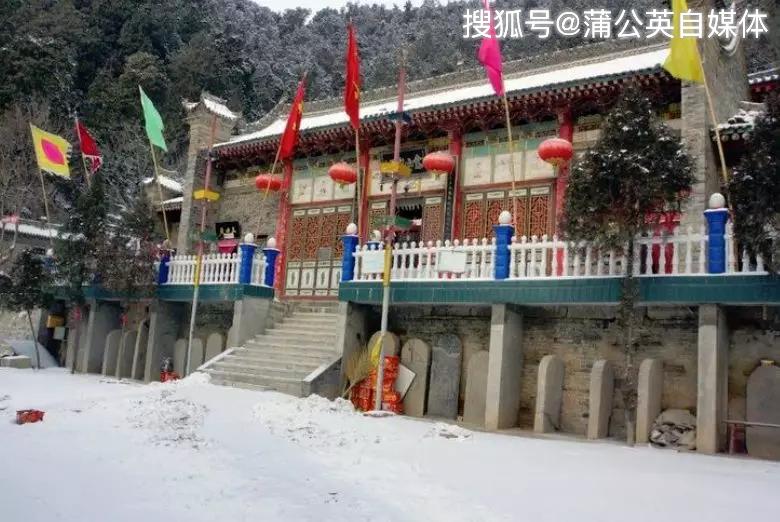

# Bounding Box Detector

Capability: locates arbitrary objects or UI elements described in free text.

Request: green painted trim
[339,275,780,306]
[66,284,274,304]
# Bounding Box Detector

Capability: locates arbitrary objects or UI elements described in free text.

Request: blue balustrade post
[157,250,171,285]
[238,233,257,284]
[704,193,730,274]
[263,237,280,287]
[341,223,359,282]
[493,211,515,280]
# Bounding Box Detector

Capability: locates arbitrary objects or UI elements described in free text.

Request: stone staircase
[205,301,342,396]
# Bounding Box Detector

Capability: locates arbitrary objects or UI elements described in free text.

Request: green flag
[139,86,167,152]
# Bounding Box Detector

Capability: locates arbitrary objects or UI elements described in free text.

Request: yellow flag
[663,0,704,83]
[30,124,71,178]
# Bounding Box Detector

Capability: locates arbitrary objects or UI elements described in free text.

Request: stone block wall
[177,302,234,342]
[215,180,280,241]
[518,306,699,439]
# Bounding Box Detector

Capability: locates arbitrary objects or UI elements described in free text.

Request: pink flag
[477,0,504,96]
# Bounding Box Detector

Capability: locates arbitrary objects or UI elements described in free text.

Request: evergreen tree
[100,190,160,297]
[562,89,694,444]
[1,249,53,369]
[53,172,109,305]
[729,92,780,271]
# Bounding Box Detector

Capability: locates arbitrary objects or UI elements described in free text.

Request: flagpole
[36,168,53,246]
[184,113,218,377]
[502,93,518,231]
[148,139,171,242]
[354,129,362,239]
[698,59,730,187]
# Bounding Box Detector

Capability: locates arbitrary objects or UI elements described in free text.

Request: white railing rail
[165,252,241,285]
[352,223,774,283]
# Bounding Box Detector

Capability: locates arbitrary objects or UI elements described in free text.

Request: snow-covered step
[204,302,343,398]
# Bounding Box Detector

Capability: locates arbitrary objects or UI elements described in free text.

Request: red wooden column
[358,138,371,243]
[273,159,294,293]
[447,125,464,240]
[554,106,574,275]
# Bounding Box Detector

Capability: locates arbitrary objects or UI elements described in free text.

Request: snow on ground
[1,368,778,522]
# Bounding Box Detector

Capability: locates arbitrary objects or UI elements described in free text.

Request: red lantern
[422,151,456,177]
[328,162,357,186]
[537,137,573,167]
[255,174,282,192]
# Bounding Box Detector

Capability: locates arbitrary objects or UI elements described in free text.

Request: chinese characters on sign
[463,7,769,40]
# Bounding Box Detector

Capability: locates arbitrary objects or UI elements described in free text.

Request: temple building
[50,37,780,458]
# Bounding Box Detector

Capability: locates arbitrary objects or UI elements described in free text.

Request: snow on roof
[142,175,183,194]
[184,94,240,121]
[1,221,60,240]
[748,68,779,85]
[715,104,765,141]
[222,48,669,147]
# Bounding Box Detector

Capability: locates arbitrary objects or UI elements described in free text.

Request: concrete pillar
[636,358,664,444]
[80,300,121,374]
[534,354,564,433]
[587,360,615,440]
[144,301,184,382]
[696,304,729,454]
[335,301,371,391]
[485,304,524,430]
[231,296,271,347]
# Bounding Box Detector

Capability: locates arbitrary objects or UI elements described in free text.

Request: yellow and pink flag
[30,124,71,178]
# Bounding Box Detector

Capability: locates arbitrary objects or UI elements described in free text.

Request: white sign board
[437,250,468,274]
[362,251,386,274]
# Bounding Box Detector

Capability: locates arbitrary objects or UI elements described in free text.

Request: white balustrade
[251,252,267,286]
[164,252,240,285]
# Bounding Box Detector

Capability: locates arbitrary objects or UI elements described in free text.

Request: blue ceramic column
[263,237,280,287]
[493,211,515,280]
[157,251,171,284]
[341,223,359,282]
[704,193,730,274]
[238,234,257,284]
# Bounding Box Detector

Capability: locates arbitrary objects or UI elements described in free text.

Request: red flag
[345,23,361,130]
[75,119,102,173]
[477,0,504,97]
[279,77,306,161]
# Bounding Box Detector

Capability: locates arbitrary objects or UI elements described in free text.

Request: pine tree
[729,92,780,271]
[53,172,109,305]
[1,249,53,369]
[100,190,160,297]
[562,88,694,444]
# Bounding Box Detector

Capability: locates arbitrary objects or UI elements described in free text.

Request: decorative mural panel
[462,185,552,241]
[422,197,443,245]
[463,155,491,187]
[291,178,313,204]
[524,142,556,180]
[312,175,334,202]
[333,179,355,200]
[285,261,301,296]
[304,210,322,259]
[493,151,523,184]
[485,194,506,238]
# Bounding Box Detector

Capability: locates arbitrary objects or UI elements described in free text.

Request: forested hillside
[0,0,776,220]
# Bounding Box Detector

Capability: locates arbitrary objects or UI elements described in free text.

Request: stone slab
[0,355,32,369]
[534,354,564,433]
[587,359,614,440]
[205,332,225,363]
[116,330,138,379]
[426,333,463,419]
[173,339,187,376]
[188,338,204,375]
[637,358,664,444]
[368,331,400,357]
[463,351,490,426]
[746,364,780,459]
[131,323,149,381]
[401,338,431,418]
[102,329,122,376]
